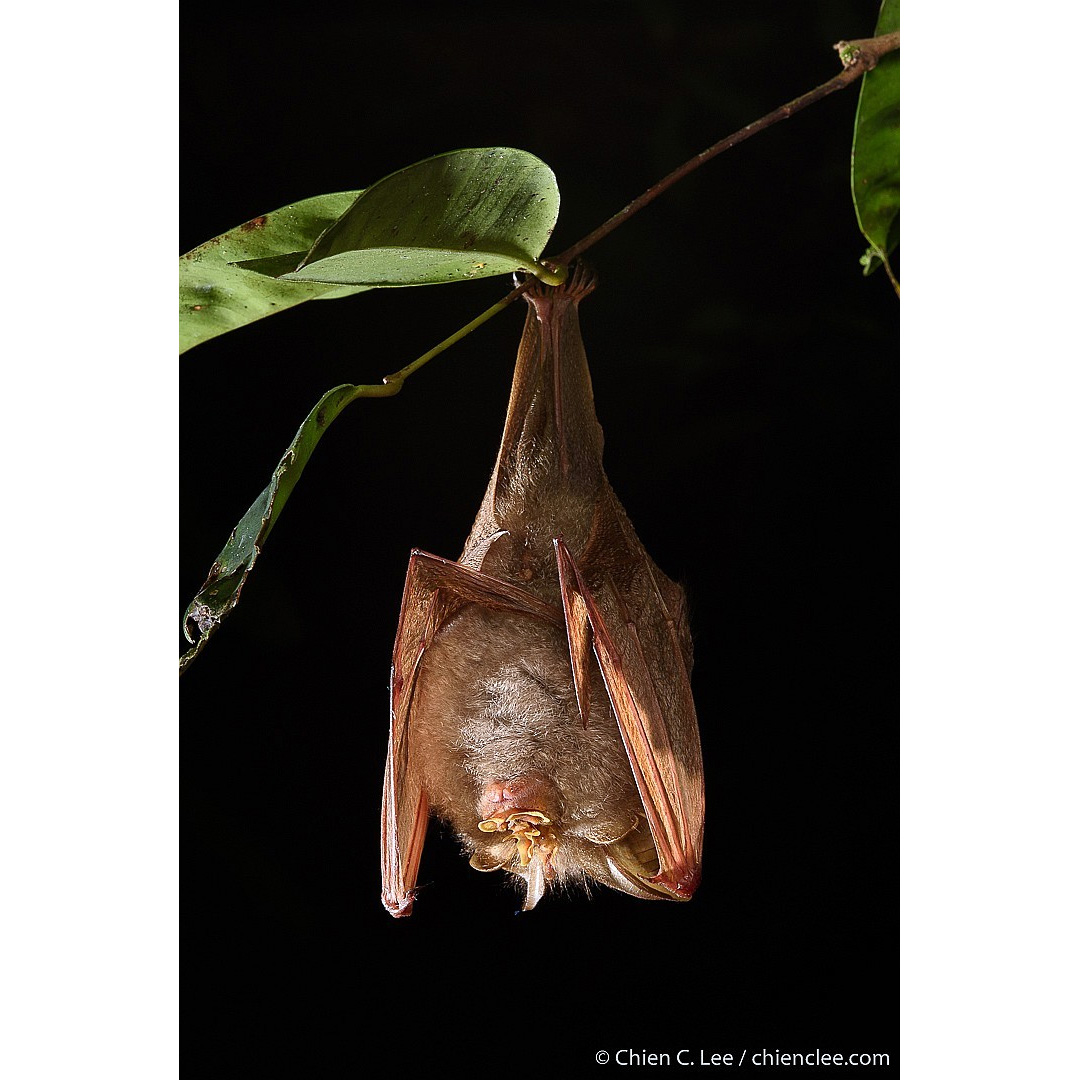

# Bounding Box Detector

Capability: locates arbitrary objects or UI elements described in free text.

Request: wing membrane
[553,538,703,898]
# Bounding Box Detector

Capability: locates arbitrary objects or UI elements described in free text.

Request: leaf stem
[364,281,530,396]
[880,256,900,296]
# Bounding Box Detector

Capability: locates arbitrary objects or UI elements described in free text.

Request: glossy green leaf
[180,382,364,671]
[180,191,369,354]
[852,0,900,287]
[279,148,561,287]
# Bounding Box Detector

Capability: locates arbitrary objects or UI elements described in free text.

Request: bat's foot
[515,260,598,305]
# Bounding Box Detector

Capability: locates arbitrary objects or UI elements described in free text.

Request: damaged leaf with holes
[180,383,362,672]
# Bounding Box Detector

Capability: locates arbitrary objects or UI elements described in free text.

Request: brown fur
[381,264,704,914]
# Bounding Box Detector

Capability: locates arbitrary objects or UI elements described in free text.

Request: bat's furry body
[382,264,704,915]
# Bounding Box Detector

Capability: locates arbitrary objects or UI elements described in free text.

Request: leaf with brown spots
[180,190,369,354]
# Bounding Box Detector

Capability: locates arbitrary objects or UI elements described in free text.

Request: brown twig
[553,30,900,266]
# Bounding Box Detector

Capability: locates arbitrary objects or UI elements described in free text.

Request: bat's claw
[382,890,416,918]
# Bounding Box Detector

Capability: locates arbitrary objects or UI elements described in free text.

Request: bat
[381,262,704,916]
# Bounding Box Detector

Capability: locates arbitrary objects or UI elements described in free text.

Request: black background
[182,3,897,1074]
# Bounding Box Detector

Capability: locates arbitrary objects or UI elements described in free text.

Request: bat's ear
[605,860,690,902]
[603,829,693,902]
[573,822,697,904]
[469,851,508,872]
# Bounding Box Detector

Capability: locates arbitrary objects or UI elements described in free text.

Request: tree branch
[554,31,900,265]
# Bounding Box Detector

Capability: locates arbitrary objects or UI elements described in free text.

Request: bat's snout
[476,775,557,823]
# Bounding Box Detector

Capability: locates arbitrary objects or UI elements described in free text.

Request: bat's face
[467,784,680,909]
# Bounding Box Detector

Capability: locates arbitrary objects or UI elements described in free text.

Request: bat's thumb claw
[382,890,416,918]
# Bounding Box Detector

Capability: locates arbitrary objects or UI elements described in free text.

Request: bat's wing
[554,538,704,899]
[381,549,560,916]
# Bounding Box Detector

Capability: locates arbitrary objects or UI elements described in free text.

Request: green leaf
[279,148,561,287]
[180,382,362,671]
[180,191,370,354]
[851,0,900,288]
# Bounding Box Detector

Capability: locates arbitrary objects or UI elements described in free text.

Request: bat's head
[467,775,697,910]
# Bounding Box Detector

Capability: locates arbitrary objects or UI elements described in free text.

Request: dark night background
[182,3,897,1074]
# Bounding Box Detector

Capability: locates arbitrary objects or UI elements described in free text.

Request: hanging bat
[381,262,704,916]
